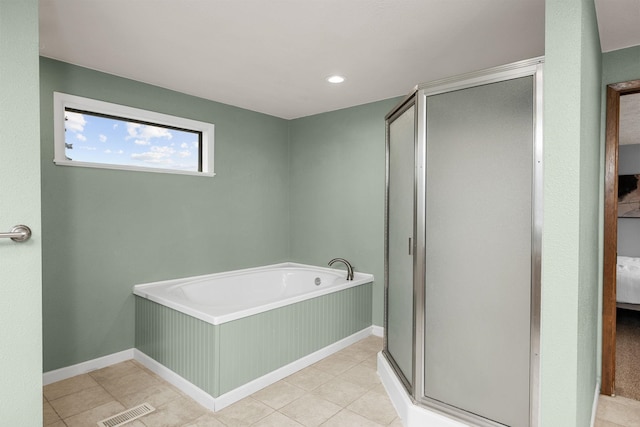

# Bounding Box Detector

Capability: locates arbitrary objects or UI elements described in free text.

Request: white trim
[42,349,134,386]
[53,92,215,177]
[135,326,374,411]
[590,381,600,427]
[371,325,384,337]
[377,352,468,427]
[42,327,375,411]
[133,350,217,411]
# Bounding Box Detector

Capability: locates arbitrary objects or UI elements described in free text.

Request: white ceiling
[38,1,639,120]
[595,0,640,52]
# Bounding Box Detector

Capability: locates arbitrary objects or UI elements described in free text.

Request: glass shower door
[385,101,416,389]
[423,76,534,427]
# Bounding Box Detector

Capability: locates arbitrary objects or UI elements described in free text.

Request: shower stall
[382,58,543,427]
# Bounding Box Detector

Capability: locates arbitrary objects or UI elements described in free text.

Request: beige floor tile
[63,400,126,427]
[44,373,99,400]
[89,360,142,383]
[369,383,387,395]
[347,390,398,425]
[352,336,383,353]
[215,397,274,426]
[312,377,370,407]
[320,408,384,427]
[251,411,303,426]
[336,345,375,362]
[43,399,61,425]
[594,419,627,427]
[41,337,395,427]
[340,363,381,389]
[388,417,404,426]
[597,395,640,427]
[118,382,182,409]
[137,396,207,426]
[100,369,161,400]
[183,412,226,426]
[284,366,335,391]
[360,355,378,369]
[313,353,360,376]
[280,393,342,427]
[252,380,306,410]
[49,385,114,419]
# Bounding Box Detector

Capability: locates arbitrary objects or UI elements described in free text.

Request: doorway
[602,79,640,397]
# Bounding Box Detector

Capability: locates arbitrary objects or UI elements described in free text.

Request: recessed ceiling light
[326,75,346,84]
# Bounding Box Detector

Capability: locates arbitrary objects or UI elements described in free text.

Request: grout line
[43,394,66,426]
[44,339,385,426]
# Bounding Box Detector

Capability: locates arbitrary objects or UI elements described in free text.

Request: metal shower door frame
[384,57,543,427]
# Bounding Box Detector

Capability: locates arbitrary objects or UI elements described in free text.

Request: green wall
[40,57,394,372]
[288,99,400,326]
[0,0,42,424]
[541,0,602,425]
[40,58,291,371]
[603,45,640,84]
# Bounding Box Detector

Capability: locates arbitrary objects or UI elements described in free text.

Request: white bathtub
[133,262,374,325]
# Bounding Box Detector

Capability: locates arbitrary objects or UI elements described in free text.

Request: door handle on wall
[0,225,32,242]
[409,237,412,255]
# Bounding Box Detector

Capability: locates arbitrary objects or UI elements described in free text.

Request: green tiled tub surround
[134,263,373,410]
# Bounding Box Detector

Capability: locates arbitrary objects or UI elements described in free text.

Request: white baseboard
[371,325,384,337]
[213,326,372,410]
[135,326,375,411]
[591,381,600,427]
[43,349,134,386]
[377,352,468,427]
[42,326,376,411]
[134,349,217,411]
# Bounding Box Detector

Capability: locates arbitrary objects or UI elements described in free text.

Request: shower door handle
[409,237,412,255]
[0,225,32,242]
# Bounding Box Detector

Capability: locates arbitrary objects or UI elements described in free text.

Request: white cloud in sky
[178,151,191,158]
[76,133,87,142]
[152,146,175,154]
[126,123,140,138]
[99,134,107,143]
[104,149,112,154]
[131,145,176,164]
[65,111,86,133]
[180,142,188,149]
[126,123,173,145]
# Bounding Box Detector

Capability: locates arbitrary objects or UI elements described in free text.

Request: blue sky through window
[64,109,201,172]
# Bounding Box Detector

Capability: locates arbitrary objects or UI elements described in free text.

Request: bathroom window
[53,92,214,176]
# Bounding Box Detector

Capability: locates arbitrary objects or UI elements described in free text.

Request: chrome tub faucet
[328,258,354,281]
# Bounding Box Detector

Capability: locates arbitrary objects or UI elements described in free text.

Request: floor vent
[97,403,155,427]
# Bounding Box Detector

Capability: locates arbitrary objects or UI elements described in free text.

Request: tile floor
[43,336,402,427]
[595,394,640,427]
[46,334,640,427]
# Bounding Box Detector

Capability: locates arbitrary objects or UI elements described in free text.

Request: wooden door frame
[602,79,640,396]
